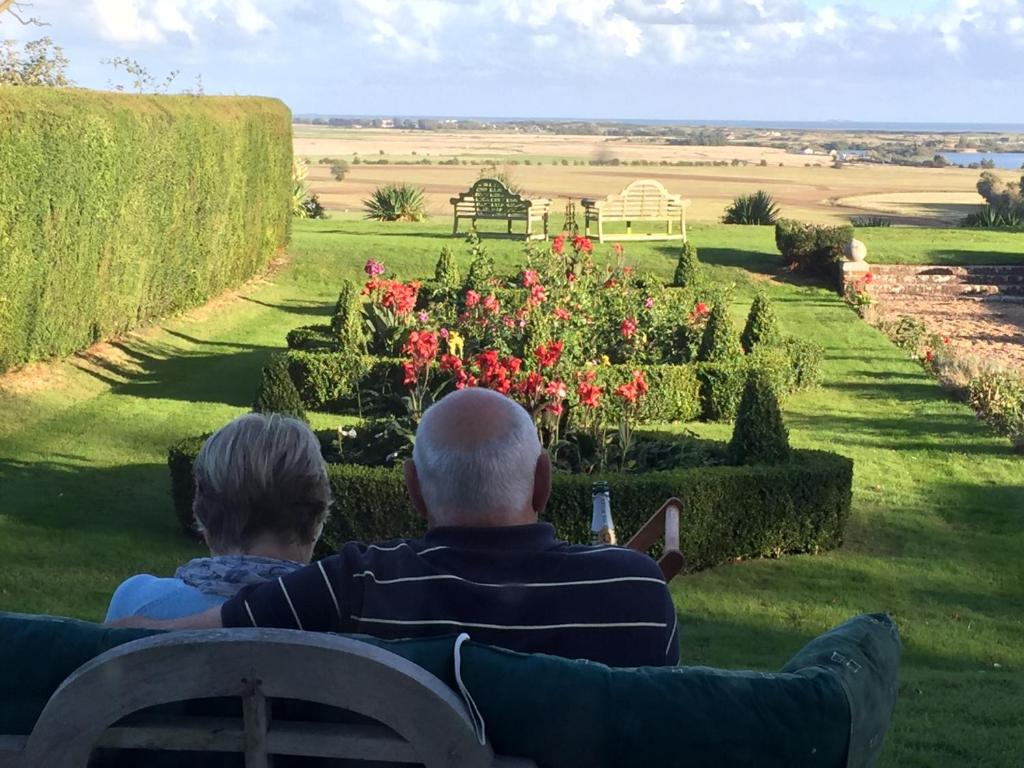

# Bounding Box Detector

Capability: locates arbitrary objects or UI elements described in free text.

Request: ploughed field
[0,219,1021,766]
[295,126,1023,226]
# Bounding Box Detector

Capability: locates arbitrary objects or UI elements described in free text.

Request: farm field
[294,126,1022,226]
[1,218,1022,765]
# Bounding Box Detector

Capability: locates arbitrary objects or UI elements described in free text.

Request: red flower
[546,379,568,401]
[465,290,481,308]
[925,350,936,363]
[864,272,874,284]
[632,369,648,396]
[530,283,547,305]
[942,336,951,345]
[573,235,593,254]
[439,354,463,373]
[566,271,577,284]
[380,280,420,316]
[554,307,571,321]
[552,234,566,255]
[577,371,604,409]
[506,356,523,374]
[620,317,637,340]
[522,269,539,287]
[535,340,564,369]
[694,302,709,315]
[516,371,545,399]
[614,382,638,403]
[612,243,624,256]
[402,361,418,387]
[402,330,439,363]
[604,278,618,288]
[482,294,501,315]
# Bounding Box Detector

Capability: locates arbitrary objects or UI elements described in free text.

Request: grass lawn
[1,218,1022,766]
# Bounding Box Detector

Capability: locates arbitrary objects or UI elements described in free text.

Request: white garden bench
[0,628,534,768]
[582,179,691,243]
[450,179,551,240]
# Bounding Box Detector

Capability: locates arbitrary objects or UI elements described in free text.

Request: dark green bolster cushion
[0,611,900,768]
[458,613,899,768]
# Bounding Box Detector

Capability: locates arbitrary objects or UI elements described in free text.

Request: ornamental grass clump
[741,292,781,353]
[728,370,791,465]
[723,190,780,225]
[253,354,306,422]
[672,241,702,288]
[698,301,743,362]
[363,183,426,222]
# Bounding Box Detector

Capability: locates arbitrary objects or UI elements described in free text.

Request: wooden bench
[0,628,534,768]
[450,179,551,240]
[581,179,690,243]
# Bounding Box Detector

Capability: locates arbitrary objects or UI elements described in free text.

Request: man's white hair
[413,388,541,525]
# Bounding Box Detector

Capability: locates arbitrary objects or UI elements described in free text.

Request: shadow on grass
[925,249,1024,266]
[74,337,278,408]
[0,458,181,543]
[241,297,334,317]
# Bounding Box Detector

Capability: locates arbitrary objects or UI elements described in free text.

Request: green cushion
[457,613,899,768]
[0,612,899,768]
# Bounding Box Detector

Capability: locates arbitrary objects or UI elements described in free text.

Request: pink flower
[644,296,654,309]
[465,290,481,308]
[364,259,385,277]
[552,234,566,255]
[522,269,539,287]
[554,307,571,321]
[620,317,637,340]
[417,310,429,324]
[612,243,624,256]
[530,283,547,305]
[482,294,501,315]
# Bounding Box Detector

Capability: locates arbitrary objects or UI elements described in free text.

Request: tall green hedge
[0,88,292,371]
[168,439,853,570]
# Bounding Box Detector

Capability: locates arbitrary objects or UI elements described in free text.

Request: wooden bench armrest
[625,498,685,582]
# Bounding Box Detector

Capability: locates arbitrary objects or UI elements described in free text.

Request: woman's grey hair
[193,413,330,552]
[412,388,541,525]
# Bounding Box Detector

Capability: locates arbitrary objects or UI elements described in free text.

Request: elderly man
[123,388,679,667]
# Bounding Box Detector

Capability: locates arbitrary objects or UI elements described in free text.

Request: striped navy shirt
[222,523,680,667]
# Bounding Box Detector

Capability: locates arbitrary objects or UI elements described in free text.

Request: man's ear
[403,459,428,520]
[532,452,552,515]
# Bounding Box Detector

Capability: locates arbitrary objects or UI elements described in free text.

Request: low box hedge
[168,439,853,571]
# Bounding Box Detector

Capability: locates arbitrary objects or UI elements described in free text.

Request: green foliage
[741,292,781,353]
[330,159,349,182]
[167,442,852,570]
[434,246,460,287]
[728,371,792,465]
[780,337,825,390]
[286,325,338,352]
[167,435,208,537]
[253,354,306,421]
[363,183,426,222]
[567,364,701,427]
[296,194,327,220]
[0,89,291,371]
[698,302,743,362]
[463,233,495,291]
[284,350,370,410]
[672,241,702,288]
[696,361,748,421]
[849,216,892,228]
[774,219,854,278]
[723,191,780,225]
[967,370,1024,452]
[0,38,71,87]
[961,205,1024,229]
[331,279,365,354]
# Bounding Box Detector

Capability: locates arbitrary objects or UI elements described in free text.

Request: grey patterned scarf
[174,555,306,598]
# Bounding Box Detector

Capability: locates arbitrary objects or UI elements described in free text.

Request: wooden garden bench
[0,628,534,768]
[581,179,690,243]
[450,179,551,240]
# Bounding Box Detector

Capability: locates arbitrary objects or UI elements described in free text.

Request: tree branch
[1,0,48,26]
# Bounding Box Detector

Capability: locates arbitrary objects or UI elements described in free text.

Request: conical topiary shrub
[253,353,306,421]
[331,279,365,355]
[728,370,791,465]
[434,245,460,287]
[697,302,742,362]
[672,241,702,288]
[741,292,781,353]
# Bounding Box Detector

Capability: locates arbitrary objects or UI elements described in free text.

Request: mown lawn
[1,218,1021,766]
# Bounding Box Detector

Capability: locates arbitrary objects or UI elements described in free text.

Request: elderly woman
[105,412,330,621]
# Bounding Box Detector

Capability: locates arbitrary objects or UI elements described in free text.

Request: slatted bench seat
[450,178,551,240]
[582,179,691,243]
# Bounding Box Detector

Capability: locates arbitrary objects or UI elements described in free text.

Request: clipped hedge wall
[0,88,292,371]
[167,440,853,570]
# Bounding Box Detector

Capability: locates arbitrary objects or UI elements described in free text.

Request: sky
[4,0,1023,122]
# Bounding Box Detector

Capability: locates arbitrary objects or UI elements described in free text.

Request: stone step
[867,283,1024,298]
[868,273,1024,286]
[870,265,1024,277]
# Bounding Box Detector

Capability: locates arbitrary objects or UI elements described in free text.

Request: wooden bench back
[12,629,522,768]
[591,179,686,217]
[451,178,530,216]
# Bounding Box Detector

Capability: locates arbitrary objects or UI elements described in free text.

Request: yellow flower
[600,354,611,366]
[448,331,465,358]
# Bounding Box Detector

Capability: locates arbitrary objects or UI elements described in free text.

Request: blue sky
[5,1,1023,122]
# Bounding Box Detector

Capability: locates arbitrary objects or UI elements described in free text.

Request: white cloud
[92,0,163,43]
[235,0,273,35]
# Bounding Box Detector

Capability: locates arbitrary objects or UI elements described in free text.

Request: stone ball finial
[845,238,867,262]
